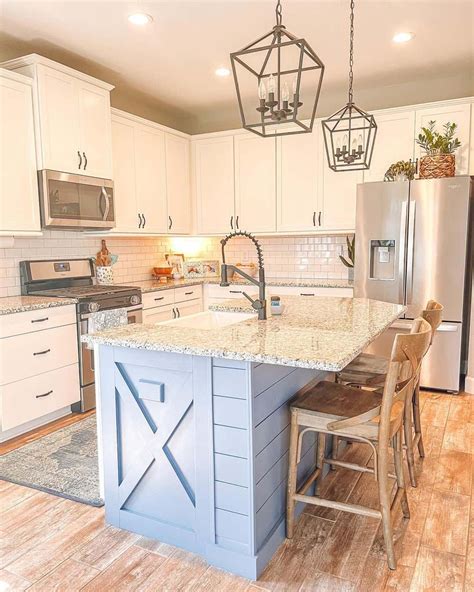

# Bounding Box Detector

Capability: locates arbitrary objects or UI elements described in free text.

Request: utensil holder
[96,266,114,285]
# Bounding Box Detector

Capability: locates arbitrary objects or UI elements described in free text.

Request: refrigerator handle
[398,201,408,304]
[406,202,416,304]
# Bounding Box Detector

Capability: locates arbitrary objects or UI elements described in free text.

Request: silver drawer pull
[36,390,53,399]
[230,290,243,294]
[154,296,165,301]
[33,349,51,356]
[31,317,49,323]
[300,293,315,296]
[184,291,194,295]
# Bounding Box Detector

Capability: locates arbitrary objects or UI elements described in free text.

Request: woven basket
[419,154,455,179]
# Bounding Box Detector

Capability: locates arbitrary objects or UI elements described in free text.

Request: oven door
[39,170,115,229]
[79,305,143,388]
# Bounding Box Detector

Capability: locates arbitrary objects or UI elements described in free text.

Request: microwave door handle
[398,201,408,304]
[100,187,110,221]
[406,202,416,305]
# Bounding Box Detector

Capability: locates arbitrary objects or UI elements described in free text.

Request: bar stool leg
[330,435,339,470]
[412,382,425,458]
[377,445,397,570]
[286,412,299,539]
[394,430,410,518]
[403,393,418,488]
[315,432,325,495]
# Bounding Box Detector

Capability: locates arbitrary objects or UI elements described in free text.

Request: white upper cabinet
[193,136,235,234]
[276,129,319,232]
[0,70,41,234]
[363,110,415,182]
[77,80,113,178]
[318,143,362,232]
[135,125,167,234]
[111,116,139,232]
[234,134,276,233]
[166,134,191,234]
[1,55,114,179]
[414,102,472,175]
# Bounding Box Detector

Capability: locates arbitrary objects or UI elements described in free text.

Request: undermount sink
[160,310,255,329]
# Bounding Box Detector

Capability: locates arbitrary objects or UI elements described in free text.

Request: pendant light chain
[275,0,283,26]
[348,0,355,104]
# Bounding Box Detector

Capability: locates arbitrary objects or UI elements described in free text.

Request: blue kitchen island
[84,296,403,579]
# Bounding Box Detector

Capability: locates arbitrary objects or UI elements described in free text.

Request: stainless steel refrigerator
[354,175,473,392]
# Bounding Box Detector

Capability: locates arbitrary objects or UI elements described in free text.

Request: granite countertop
[0,295,78,315]
[130,277,353,293]
[83,295,404,372]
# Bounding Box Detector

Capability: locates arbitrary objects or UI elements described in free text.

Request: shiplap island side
[83,296,404,579]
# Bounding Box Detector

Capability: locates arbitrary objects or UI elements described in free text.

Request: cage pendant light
[322,0,377,171]
[230,0,325,138]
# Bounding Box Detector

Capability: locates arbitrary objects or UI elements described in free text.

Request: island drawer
[142,289,175,310]
[0,323,78,386]
[1,363,80,431]
[0,304,76,339]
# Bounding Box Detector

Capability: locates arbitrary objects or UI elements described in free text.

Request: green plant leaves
[415,120,461,155]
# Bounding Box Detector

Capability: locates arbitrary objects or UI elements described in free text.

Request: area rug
[0,416,103,507]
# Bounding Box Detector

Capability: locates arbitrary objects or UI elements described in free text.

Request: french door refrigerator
[354,175,473,392]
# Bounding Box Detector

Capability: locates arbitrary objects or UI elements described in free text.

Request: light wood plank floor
[0,391,472,591]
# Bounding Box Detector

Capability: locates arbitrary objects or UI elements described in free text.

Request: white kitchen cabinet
[135,125,167,233]
[276,129,319,232]
[1,55,114,179]
[363,110,415,182]
[234,134,276,232]
[111,117,139,232]
[77,79,113,178]
[414,102,472,175]
[166,134,191,234]
[318,138,362,232]
[174,300,203,318]
[143,304,175,324]
[193,136,235,234]
[0,70,41,234]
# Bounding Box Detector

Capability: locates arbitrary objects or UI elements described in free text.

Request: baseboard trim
[465,375,474,395]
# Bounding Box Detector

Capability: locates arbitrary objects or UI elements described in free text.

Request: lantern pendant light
[322,0,377,171]
[230,0,325,138]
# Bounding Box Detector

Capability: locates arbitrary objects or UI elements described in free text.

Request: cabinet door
[111,117,139,232]
[36,65,80,173]
[0,75,41,233]
[363,111,415,182]
[143,305,175,324]
[175,300,203,318]
[135,125,168,233]
[276,130,319,232]
[194,136,235,234]
[166,134,191,234]
[319,139,362,232]
[78,81,113,178]
[414,103,471,175]
[234,134,276,232]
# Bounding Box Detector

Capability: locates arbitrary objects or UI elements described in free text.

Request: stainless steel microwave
[38,170,115,229]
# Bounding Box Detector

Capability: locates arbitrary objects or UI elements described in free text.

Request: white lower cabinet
[142,285,203,324]
[0,305,79,438]
[143,304,175,324]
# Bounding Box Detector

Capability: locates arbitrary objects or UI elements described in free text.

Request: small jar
[270,295,284,315]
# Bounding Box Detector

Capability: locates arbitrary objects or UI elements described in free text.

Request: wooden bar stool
[335,300,443,487]
[286,318,432,570]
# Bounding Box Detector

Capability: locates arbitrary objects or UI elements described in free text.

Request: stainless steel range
[20,258,142,412]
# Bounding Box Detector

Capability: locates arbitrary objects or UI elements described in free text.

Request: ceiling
[1,0,473,133]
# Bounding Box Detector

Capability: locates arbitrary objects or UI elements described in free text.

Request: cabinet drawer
[267,286,353,298]
[1,363,80,431]
[174,285,203,303]
[0,323,78,386]
[142,289,175,310]
[143,304,174,324]
[206,284,258,299]
[0,304,76,338]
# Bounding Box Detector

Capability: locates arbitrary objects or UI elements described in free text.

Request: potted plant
[339,235,355,281]
[415,120,461,179]
[384,160,417,182]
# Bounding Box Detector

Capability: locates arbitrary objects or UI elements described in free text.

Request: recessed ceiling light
[215,67,231,77]
[393,32,415,43]
[128,13,153,26]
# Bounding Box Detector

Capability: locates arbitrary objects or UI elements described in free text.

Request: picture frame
[201,259,220,277]
[165,253,185,275]
[183,260,204,278]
